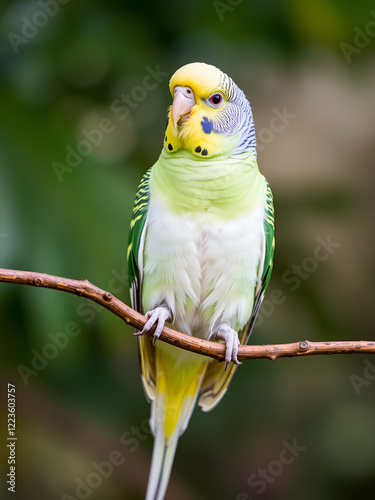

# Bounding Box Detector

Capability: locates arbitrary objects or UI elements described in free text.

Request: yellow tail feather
[146,342,207,499]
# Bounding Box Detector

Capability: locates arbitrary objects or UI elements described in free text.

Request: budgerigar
[127,62,275,500]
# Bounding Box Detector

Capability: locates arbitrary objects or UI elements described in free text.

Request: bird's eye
[208,93,223,107]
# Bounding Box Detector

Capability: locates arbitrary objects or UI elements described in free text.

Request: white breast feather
[142,197,264,339]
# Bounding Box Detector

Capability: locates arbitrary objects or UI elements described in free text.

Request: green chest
[150,149,266,221]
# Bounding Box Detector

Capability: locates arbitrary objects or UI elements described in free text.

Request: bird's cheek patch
[201,116,214,134]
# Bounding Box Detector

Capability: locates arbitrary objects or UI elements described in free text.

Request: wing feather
[128,168,156,401]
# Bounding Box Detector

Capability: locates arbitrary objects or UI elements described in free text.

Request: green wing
[127,168,151,292]
[260,180,275,296]
[245,179,275,342]
[199,178,275,412]
[127,168,156,401]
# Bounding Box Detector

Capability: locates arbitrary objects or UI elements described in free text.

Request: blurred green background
[1,0,375,499]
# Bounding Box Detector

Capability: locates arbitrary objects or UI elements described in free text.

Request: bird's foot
[210,323,242,370]
[135,306,172,346]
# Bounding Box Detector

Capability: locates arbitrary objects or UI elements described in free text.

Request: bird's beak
[171,86,196,129]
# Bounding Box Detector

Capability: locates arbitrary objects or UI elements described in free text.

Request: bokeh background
[1,1,375,499]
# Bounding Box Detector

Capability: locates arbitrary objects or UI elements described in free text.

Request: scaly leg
[210,323,242,370]
[135,305,172,345]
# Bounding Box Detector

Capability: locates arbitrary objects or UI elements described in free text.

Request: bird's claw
[135,306,172,346]
[210,323,242,370]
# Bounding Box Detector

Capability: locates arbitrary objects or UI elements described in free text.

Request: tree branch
[1,268,374,362]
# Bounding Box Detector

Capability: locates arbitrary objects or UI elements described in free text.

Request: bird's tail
[146,343,207,500]
[145,419,179,500]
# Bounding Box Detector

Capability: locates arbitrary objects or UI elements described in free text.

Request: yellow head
[164,62,256,158]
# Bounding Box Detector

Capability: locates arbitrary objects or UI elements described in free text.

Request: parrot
[127,62,275,500]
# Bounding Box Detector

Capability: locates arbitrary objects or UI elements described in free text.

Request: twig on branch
[0,268,374,362]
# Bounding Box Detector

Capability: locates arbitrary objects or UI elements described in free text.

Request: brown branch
[1,268,374,361]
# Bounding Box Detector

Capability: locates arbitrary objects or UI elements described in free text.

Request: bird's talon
[210,323,241,370]
[137,306,171,345]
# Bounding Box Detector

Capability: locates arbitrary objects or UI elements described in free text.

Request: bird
[127,62,275,500]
